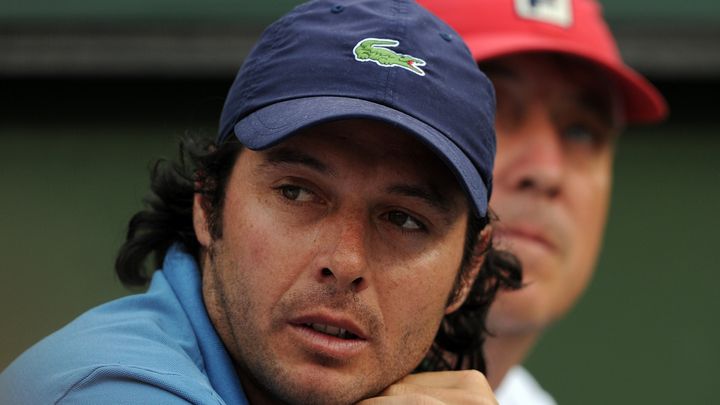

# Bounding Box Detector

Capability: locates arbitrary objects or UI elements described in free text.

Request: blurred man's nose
[499,107,564,199]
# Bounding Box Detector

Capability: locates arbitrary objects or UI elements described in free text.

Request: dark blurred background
[1,1,718,404]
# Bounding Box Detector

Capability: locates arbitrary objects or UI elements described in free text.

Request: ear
[193,192,212,248]
[444,224,492,314]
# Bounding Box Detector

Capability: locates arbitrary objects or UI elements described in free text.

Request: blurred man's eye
[562,120,616,151]
[563,124,597,144]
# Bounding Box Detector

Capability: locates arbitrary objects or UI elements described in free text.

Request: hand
[356,370,497,405]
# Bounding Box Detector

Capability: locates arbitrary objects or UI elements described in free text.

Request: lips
[305,323,360,340]
[288,313,370,360]
[291,314,368,341]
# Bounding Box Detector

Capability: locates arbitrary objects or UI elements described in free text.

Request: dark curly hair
[115,133,522,373]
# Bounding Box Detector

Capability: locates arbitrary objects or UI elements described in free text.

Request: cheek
[376,272,448,367]
[223,185,306,270]
[217,193,302,316]
[566,162,612,284]
[375,248,463,346]
[573,156,612,241]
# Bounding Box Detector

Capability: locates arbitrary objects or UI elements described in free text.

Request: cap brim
[233,96,489,216]
[463,34,668,124]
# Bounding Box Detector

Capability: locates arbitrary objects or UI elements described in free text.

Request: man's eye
[278,185,314,202]
[387,211,425,231]
[563,125,597,145]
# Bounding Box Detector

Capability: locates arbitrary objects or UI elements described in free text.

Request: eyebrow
[259,146,457,217]
[259,147,335,176]
[574,91,617,126]
[386,184,453,215]
[483,63,617,127]
[478,63,519,81]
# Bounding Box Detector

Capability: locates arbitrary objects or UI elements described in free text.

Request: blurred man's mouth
[496,225,558,254]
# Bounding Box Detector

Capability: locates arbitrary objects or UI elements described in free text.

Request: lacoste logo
[353,38,427,76]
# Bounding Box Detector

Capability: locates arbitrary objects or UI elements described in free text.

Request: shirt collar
[162,244,249,405]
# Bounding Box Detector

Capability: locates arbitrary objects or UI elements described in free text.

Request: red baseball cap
[418,0,668,124]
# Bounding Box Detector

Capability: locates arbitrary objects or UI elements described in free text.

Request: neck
[484,331,539,389]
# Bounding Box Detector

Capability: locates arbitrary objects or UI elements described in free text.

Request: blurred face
[483,54,622,335]
[195,119,476,405]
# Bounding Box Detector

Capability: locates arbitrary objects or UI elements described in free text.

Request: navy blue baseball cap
[218,0,496,217]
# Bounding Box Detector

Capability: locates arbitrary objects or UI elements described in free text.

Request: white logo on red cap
[515,0,573,27]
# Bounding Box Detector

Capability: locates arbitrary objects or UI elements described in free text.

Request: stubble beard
[203,241,432,405]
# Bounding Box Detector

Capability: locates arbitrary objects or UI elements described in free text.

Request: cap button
[439,32,453,42]
[331,4,345,13]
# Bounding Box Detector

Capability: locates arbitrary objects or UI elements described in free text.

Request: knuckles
[455,369,490,388]
[379,370,498,405]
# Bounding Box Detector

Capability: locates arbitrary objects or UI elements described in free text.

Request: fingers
[397,370,492,392]
[356,370,497,405]
[357,393,445,405]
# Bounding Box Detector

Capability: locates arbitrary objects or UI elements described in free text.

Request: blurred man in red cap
[418,0,668,403]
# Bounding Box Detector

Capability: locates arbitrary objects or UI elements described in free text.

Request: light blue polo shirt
[0,245,249,404]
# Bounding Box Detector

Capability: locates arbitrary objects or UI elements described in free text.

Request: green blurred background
[1,1,718,404]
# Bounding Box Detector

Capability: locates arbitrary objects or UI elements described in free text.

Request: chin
[252,363,385,405]
[486,283,560,336]
[268,381,379,405]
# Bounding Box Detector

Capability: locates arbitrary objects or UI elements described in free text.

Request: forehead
[258,119,467,201]
[483,53,610,88]
[282,119,438,160]
[482,54,621,112]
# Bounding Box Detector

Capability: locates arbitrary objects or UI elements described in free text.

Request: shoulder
[0,272,220,404]
[1,363,225,405]
[56,364,225,404]
[495,366,557,405]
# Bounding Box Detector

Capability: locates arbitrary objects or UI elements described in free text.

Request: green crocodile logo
[353,38,427,76]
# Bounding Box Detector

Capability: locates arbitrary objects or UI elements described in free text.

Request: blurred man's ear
[193,192,212,248]
[445,225,492,314]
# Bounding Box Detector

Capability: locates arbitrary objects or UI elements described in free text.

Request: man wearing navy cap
[418,0,669,403]
[0,1,520,404]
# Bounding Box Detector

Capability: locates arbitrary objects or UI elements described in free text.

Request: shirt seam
[54,364,209,405]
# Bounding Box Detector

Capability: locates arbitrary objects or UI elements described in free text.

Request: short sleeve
[57,365,225,405]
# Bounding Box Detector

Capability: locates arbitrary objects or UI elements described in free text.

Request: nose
[497,107,564,199]
[315,212,369,293]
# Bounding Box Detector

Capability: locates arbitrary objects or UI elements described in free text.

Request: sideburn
[195,142,245,241]
[445,214,488,308]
